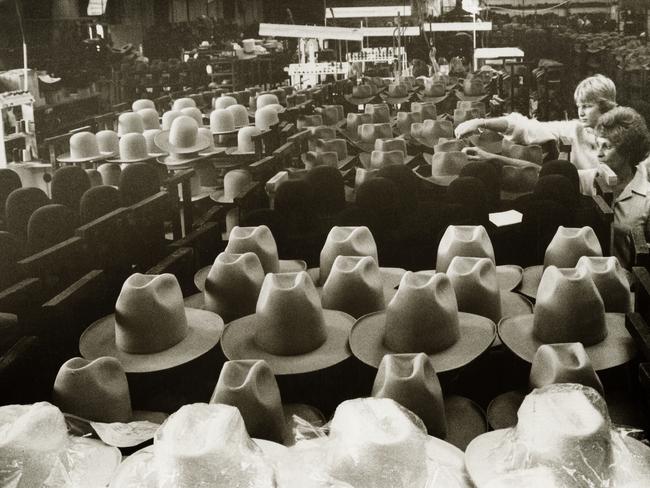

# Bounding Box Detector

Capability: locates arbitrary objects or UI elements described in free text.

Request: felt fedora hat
[0,402,121,488]
[436,225,524,291]
[505,143,544,165]
[209,108,237,135]
[210,169,252,204]
[171,97,196,111]
[96,129,119,157]
[355,167,380,188]
[156,151,208,167]
[161,110,183,130]
[382,83,411,104]
[465,384,650,488]
[577,255,634,312]
[189,252,264,322]
[210,359,324,445]
[453,108,480,127]
[456,79,488,102]
[97,162,121,186]
[302,150,338,170]
[57,131,105,163]
[106,132,153,163]
[356,123,393,152]
[518,226,603,300]
[79,273,224,373]
[287,92,308,107]
[424,150,469,186]
[469,129,503,154]
[224,225,306,274]
[396,111,423,136]
[372,353,488,451]
[155,115,211,155]
[344,84,375,105]
[419,81,449,103]
[226,125,262,155]
[350,271,496,372]
[434,137,467,153]
[411,101,437,120]
[297,114,324,130]
[256,93,280,110]
[137,108,161,130]
[364,103,391,123]
[447,257,532,324]
[343,112,373,140]
[307,125,337,150]
[226,104,251,128]
[375,137,407,155]
[499,266,635,371]
[213,95,238,110]
[411,119,454,148]
[132,98,155,112]
[221,271,356,375]
[359,149,405,170]
[255,106,280,131]
[117,112,145,137]
[180,107,204,127]
[52,356,167,447]
[457,100,486,116]
[316,104,344,125]
[315,138,348,160]
[197,127,225,156]
[486,342,604,431]
[500,164,539,200]
[110,404,284,488]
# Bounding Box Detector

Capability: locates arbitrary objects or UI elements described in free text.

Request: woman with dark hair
[594,106,650,267]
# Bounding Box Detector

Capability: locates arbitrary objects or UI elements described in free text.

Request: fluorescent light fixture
[325,6,411,18]
[259,23,363,41]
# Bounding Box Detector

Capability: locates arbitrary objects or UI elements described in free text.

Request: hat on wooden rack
[226,104,251,128]
[210,108,238,135]
[155,115,212,155]
[364,103,391,123]
[107,133,154,163]
[57,131,104,164]
[161,110,183,131]
[213,95,238,110]
[117,112,145,137]
[137,108,161,131]
[171,97,196,111]
[96,129,119,157]
[132,98,155,112]
[255,106,280,130]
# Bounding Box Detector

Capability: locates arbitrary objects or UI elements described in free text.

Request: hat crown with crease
[256,93,279,109]
[364,104,390,123]
[181,107,203,126]
[254,272,327,356]
[437,225,495,273]
[318,105,343,125]
[447,256,501,323]
[68,131,101,159]
[132,99,155,112]
[375,138,407,155]
[115,273,188,354]
[543,226,602,268]
[529,343,604,395]
[117,132,149,161]
[226,104,249,127]
[385,272,460,354]
[137,108,161,130]
[470,129,503,152]
[454,108,480,125]
[502,164,539,192]
[327,398,430,488]
[387,84,409,98]
[96,130,119,155]
[310,125,336,141]
[370,150,405,169]
[316,138,347,159]
[209,359,285,443]
[575,256,632,312]
[351,84,373,98]
[52,356,133,423]
[396,111,422,135]
[213,95,237,110]
[171,97,196,111]
[225,225,280,273]
[152,403,275,488]
[434,138,466,153]
[423,82,446,96]
[411,101,437,120]
[204,251,264,321]
[413,119,454,142]
[322,255,385,318]
[534,266,607,346]
[210,109,235,133]
[117,112,145,136]
[305,151,338,169]
[255,106,279,130]
[457,100,486,115]
[358,123,393,143]
[297,114,323,129]
[236,126,261,153]
[372,353,447,439]
[320,226,378,284]
[161,110,182,130]
[346,112,372,134]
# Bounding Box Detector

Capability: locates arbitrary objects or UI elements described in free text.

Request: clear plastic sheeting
[111,403,277,488]
[466,384,650,488]
[275,398,472,488]
[0,402,121,488]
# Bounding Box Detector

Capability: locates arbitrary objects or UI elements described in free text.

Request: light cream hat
[96,129,119,157]
[425,151,469,186]
[154,115,212,154]
[411,119,454,148]
[132,98,155,112]
[137,108,161,130]
[316,104,344,125]
[210,168,252,204]
[57,131,104,163]
[79,273,224,373]
[356,123,393,152]
[209,108,237,134]
[255,106,280,130]
[97,162,121,186]
[343,112,373,140]
[364,103,391,123]
[303,150,339,169]
[117,112,145,136]
[226,104,251,128]
[107,132,153,163]
[434,137,467,153]
[226,125,262,155]
[161,110,183,130]
[171,97,196,111]
[297,114,323,130]
[315,138,348,160]
[213,95,238,110]
[181,107,204,126]
[575,256,632,312]
[350,271,496,372]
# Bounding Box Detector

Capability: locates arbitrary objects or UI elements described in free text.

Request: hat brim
[106,156,156,164]
[79,308,225,373]
[349,311,496,372]
[154,130,212,154]
[110,438,288,488]
[199,147,227,156]
[357,153,415,170]
[418,93,449,104]
[344,95,376,105]
[517,264,543,299]
[454,90,490,102]
[221,309,355,375]
[465,426,650,488]
[209,190,237,204]
[156,154,208,166]
[498,313,635,371]
[57,153,106,164]
[64,435,122,486]
[194,260,308,292]
[381,96,411,105]
[225,146,256,156]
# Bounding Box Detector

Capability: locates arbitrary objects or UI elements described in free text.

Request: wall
[110,0,156,50]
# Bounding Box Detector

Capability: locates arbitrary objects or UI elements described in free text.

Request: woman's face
[577,101,602,128]
[596,136,625,171]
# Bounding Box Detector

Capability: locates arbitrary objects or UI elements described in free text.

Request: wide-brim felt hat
[154,129,212,154]
[79,308,225,373]
[350,310,496,373]
[381,93,412,105]
[344,93,376,105]
[156,153,209,167]
[106,154,155,164]
[311,266,406,305]
[454,90,490,102]
[418,91,450,104]
[193,259,307,292]
[221,309,355,375]
[57,153,106,164]
[358,152,416,169]
[225,145,258,156]
[498,313,635,371]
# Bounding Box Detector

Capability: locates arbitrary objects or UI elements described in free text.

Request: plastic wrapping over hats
[350,271,496,372]
[181,107,204,126]
[79,273,224,373]
[210,108,237,134]
[213,95,237,110]
[396,111,423,136]
[171,97,196,111]
[132,98,155,112]
[255,106,280,130]
[519,226,603,299]
[137,108,161,130]
[96,129,119,156]
[297,114,324,130]
[437,225,523,290]
[109,133,151,163]
[499,266,635,370]
[575,256,632,312]
[155,115,211,154]
[117,112,145,137]
[221,271,355,374]
[0,402,121,488]
[225,225,306,274]
[161,110,183,130]
[411,101,437,120]
[110,403,278,488]
[226,104,251,128]
[412,119,455,148]
[364,103,391,123]
[465,384,650,488]
[57,131,103,163]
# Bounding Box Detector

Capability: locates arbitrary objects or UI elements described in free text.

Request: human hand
[462,146,496,161]
[455,119,482,138]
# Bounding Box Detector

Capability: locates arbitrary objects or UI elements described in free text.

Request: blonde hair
[574,74,617,112]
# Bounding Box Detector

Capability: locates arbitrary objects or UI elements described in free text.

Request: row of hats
[9,382,647,487]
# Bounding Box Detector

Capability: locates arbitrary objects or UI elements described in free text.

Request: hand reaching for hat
[462,146,495,162]
[455,118,483,138]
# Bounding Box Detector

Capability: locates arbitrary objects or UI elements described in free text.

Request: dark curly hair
[595,106,650,169]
